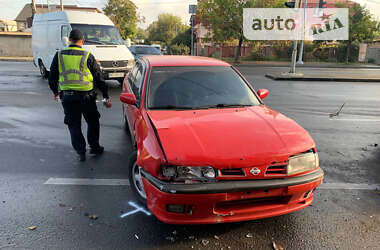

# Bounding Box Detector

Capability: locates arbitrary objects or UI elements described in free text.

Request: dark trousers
[61,93,101,154]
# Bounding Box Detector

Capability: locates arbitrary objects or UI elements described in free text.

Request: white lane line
[330,118,380,122]
[44,178,379,190]
[319,183,380,190]
[44,178,130,186]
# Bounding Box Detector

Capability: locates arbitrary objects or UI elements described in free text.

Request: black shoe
[78,153,86,162]
[90,146,104,155]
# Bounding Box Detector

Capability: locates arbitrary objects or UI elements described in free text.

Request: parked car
[120,56,324,224]
[129,45,162,59]
[32,11,134,83]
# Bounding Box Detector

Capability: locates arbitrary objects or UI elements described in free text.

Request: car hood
[82,45,134,61]
[147,106,315,168]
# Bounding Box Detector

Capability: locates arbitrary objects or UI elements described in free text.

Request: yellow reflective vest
[58,47,94,91]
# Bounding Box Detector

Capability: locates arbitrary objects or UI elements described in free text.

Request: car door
[126,61,145,142]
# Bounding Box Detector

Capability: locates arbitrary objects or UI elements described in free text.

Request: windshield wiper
[85,40,106,45]
[150,105,197,110]
[200,104,253,109]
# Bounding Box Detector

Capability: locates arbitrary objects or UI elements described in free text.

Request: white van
[32,11,134,83]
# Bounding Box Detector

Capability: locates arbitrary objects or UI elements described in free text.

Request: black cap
[69,29,84,42]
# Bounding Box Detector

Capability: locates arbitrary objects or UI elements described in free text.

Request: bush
[169,44,190,55]
[336,43,359,63]
[368,58,376,64]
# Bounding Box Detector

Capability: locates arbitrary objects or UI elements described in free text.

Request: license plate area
[109,72,125,78]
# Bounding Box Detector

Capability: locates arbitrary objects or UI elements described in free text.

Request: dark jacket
[48,45,109,99]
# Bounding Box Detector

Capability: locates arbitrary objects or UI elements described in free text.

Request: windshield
[147,66,261,110]
[131,46,161,55]
[70,24,124,45]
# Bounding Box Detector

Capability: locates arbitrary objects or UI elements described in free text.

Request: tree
[147,14,187,45]
[103,0,141,39]
[135,28,147,41]
[336,1,380,62]
[171,28,193,48]
[197,0,283,62]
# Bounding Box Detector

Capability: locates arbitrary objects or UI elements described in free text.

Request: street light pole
[297,0,307,64]
[31,0,37,16]
[289,0,302,73]
[191,15,194,56]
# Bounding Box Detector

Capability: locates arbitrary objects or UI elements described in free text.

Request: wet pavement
[0,62,379,250]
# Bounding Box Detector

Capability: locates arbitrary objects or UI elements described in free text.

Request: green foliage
[197,0,282,62]
[135,28,147,41]
[103,0,140,39]
[368,58,376,64]
[336,43,359,62]
[147,14,187,45]
[171,28,194,48]
[169,44,190,55]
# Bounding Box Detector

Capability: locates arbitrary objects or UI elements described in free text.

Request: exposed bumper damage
[141,168,324,224]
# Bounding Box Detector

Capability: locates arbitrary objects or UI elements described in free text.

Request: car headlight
[162,166,216,182]
[287,152,319,175]
[127,59,135,68]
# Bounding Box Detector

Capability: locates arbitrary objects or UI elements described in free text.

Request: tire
[128,151,147,205]
[38,60,48,79]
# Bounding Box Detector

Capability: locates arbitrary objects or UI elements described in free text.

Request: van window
[70,24,124,45]
[61,25,69,42]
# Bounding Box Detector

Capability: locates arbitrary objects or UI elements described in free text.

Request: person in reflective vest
[48,29,112,162]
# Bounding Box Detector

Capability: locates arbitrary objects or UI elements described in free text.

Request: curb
[234,63,380,69]
[265,74,380,83]
[0,58,33,62]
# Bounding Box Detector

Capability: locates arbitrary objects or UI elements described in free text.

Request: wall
[366,43,380,64]
[0,32,32,57]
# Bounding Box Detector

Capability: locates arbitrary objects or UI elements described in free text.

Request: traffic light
[319,0,327,8]
[285,0,295,8]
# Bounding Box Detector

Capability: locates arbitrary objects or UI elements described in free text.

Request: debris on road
[134,234,139,240]
[89,215,98,220]
[28,226,37,230]
[84,212,89,217]
[246,233,253,238]
[201,239,210,246]
[59,203,66,207]
[214,235,220,240]
[172,230,177,235]
[188,236,195,240]
[273,241,284,250]
[329,102,345,118]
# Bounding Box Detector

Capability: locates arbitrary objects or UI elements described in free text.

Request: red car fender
[135,110,167,178]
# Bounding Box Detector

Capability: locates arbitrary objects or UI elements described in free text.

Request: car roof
[143,56,231,67]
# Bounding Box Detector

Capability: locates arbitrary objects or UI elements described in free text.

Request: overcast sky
[0,0,378,29]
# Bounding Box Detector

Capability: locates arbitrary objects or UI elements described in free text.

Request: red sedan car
[120,56,324,224]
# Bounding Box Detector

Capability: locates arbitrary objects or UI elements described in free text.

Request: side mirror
[120,92,136,105]
[257,89,269,100]
[63,37,69,47]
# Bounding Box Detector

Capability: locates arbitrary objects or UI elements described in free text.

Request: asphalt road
[0,62,379,250]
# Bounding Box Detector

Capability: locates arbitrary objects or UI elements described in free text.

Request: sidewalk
[233,61,380,69]
[0,57,33,62]
[265,70,380,83]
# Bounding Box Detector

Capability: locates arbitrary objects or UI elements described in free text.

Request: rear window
[147,66,260,110]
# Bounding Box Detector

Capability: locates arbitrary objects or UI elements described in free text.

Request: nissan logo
[250,167,261,176]
[112,61,119,67]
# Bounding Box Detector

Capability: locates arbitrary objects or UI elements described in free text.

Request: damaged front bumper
[140,168,324,224]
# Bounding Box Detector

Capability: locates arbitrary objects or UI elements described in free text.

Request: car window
[61,25,69,42]
[129,63,144,105]
[147,66,260,109]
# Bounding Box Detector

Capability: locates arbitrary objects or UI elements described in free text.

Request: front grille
[99,60,128,68]
[215,196,291,212]
[219,169,245,177]
[265,165,287,175]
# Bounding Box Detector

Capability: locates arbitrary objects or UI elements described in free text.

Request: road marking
[44,178,130,186]
[330,118,380,122]
[44,178,379,190]
[120,201,151,218]
[319,183,380,190]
